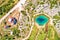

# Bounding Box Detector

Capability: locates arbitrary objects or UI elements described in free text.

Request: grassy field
[53,15,60,20]
[53,14,60,25]
[28,26,39,40]
[28,24,60,40]
[48,25,60,40]
[36,29,46,40]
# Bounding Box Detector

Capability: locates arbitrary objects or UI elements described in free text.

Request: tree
[12,27,20,38]
[58,12,60,16]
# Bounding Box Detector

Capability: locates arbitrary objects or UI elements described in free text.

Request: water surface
[35,15,49,26]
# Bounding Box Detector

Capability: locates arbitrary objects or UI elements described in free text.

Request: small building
[8,17,17,25]
[4,25,11,29]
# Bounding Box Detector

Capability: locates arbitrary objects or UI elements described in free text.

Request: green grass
[48,25,54,40]
[53,14,60,25]
[28,26,38,40]
[54,32,60,40]
[28,25,60,40]
[36,30,46,40]
[48,25,60,40]
[53,15,60,20]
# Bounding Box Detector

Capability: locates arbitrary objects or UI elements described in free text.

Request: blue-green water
[35,15,49,26]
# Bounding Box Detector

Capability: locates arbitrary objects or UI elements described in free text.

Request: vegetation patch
[28,26,38,40]
[0,0,19,18]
